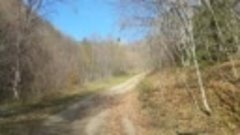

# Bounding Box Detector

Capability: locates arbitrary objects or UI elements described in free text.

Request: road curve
[40,73,146,135]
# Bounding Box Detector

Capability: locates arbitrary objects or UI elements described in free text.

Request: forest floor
[0,73,146,135]
[137,63,240,135]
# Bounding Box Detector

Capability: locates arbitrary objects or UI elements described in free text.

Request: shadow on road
[0,73,145,135]
[0,94,121,135]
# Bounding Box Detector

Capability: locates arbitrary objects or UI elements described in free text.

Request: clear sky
[44,0,144,43]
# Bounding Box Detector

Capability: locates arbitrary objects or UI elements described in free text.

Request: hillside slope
[137,62,240,135]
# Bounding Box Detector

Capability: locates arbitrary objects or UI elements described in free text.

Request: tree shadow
[0,93,122,135]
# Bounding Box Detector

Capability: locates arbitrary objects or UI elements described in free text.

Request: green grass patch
[0,74,134,122]
[83,74,134,93]
[0,74,135,135]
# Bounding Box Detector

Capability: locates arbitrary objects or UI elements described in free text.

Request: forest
[1,0,240,135]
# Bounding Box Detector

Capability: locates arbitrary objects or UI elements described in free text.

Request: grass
[137,64,240,135]
[82,74,134,93]
[0,73,136,135]
[0,74,135,135]
[0,74,134,123]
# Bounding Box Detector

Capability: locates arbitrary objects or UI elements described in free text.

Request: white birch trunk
[12,36,21,100]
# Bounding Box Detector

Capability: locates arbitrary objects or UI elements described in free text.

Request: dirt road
[36,73,146,135]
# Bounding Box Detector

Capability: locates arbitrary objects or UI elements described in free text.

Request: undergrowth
[137,62,240,135]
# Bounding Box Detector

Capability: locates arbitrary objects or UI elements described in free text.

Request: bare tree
[0,0,143,102]
[117,0,213,114]
[10,0,53,99]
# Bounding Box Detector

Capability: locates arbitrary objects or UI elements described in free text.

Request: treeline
[119,0,240,114]
[120,0,240,69]
[0,0,141,102]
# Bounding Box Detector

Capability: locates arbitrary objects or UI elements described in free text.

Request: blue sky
[44,0,144,42]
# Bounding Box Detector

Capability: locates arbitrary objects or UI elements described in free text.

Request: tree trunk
[173,2,212,114]
[12,59,20,100]
[228,54,239,79]
[12,36,21,100]
[191,45,212,114]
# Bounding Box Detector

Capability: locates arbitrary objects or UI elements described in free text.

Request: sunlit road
[36,73,146,135]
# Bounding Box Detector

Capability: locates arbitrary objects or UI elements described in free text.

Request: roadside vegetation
[118,0,240,134]
[0,0,143,103]
[1,0,240,134]
[0,0,142,133]
[138,63,240,134]
[0,73,134,134]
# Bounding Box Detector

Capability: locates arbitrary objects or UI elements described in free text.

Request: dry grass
[137,63,240,135]
[105,91,148,135]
